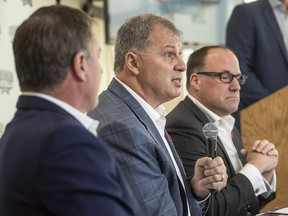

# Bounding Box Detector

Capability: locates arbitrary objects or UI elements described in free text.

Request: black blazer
[0,95,139,216]
[166,96,275,216]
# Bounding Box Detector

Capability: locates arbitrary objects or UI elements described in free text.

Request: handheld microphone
[202,123,218,158]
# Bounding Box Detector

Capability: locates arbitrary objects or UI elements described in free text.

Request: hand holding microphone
[191,122,227,198]
[200,123,226,191]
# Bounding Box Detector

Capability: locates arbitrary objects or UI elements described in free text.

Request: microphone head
[203,122,218,139]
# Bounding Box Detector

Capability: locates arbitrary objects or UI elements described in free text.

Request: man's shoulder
[234,0,266,12]
[90,93,134,124]
[166,98,198,122]
[166,98,207,137]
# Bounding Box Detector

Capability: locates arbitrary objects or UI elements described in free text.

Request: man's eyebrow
[164,44,177,49]
[223,70,241,75]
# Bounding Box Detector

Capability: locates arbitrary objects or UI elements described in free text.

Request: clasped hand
[241,139,278,183]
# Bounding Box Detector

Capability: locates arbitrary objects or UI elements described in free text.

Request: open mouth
[172,78,181,84]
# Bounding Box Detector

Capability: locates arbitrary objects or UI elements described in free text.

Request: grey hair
[114,14,182,73]
[13,5,95,92]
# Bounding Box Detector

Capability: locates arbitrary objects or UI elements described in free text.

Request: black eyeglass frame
[196,71,248,85]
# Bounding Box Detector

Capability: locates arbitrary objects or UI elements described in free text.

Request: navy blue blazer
[166,96,276,216]
[0,95,139,216]
[226,0,288,109]
[88,78,205,216]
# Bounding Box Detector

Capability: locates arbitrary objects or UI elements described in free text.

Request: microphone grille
[202,122,218,138]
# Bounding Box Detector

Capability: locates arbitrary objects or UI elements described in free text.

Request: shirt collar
[21,92,99,136]
[187,94,235,132]
[115,78,167,133]
[115,78,166,121]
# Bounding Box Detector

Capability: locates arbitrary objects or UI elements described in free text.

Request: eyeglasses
[196,71,248,85]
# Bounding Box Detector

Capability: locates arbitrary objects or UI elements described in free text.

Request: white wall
[0,0,33,137]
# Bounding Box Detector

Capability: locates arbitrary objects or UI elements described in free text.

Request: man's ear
[125,51,140,75]
[71,51,87,81]
[190,73,200,90]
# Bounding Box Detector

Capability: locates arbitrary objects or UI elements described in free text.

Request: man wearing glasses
[166,46,278,216]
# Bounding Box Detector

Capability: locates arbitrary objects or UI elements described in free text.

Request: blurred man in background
[226,0,288,130]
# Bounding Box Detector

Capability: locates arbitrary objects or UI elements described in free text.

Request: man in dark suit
[226,0,288,129]
[0,5,139,216]
[88,15,228,216]
[166,46,278,216]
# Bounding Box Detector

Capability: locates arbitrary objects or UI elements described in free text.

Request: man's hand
[241,139,278,172]
[191,156,227,198]
[240,139,278,183]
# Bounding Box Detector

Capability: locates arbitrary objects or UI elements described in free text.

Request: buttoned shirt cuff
[239,163,267,196]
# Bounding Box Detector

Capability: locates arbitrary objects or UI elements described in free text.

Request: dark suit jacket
[88,78,205,216]
[226,0,288,110]
[0,95,139,216]
[166,96,276,216]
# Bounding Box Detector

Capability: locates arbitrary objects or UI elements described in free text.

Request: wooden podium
[240,86,288,212]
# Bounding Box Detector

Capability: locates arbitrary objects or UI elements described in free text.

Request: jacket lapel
[108,78,171,155]
[232,128,247,166]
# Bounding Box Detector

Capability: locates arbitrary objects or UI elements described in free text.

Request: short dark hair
[114,14,182,73]
[186,45,233,89]
[13,5,96,92]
